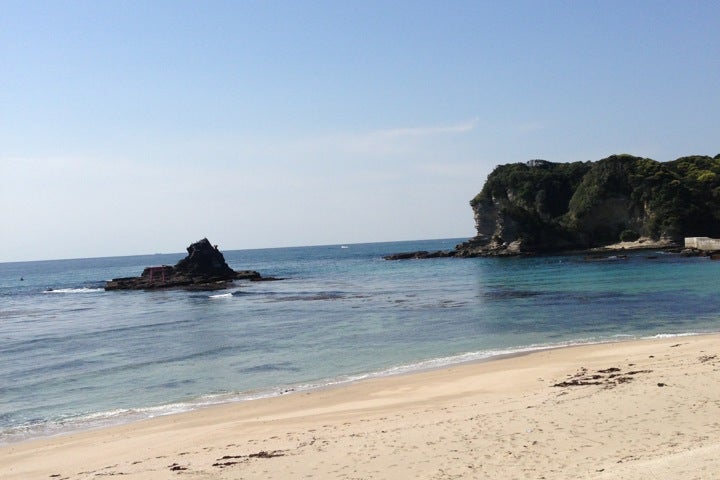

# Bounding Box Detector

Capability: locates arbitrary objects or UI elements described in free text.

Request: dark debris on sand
[212,450,286,468]
[553,367,654,389]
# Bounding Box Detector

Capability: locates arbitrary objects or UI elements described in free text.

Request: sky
[1,0,719,262]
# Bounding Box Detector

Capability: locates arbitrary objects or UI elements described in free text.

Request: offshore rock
[385,239,527,260]
[382,250,456,260]
[174,238,237,278]
[453,237,527,257]
[105,238,263,291]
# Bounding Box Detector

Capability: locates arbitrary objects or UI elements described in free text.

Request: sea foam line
[209,292,233,299]
[2,331,711,446]
[644,332,701,339]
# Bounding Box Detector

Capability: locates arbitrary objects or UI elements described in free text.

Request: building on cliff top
[526,159,552,167]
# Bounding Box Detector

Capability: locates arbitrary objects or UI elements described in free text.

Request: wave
[0,403,197,445]
[288,332,718,394]
[643,332,702,339]
[43,288,104,294]
[306,341,602,387]
[208,293,233,299]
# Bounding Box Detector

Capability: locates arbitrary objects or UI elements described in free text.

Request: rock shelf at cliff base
[105,238,276,291]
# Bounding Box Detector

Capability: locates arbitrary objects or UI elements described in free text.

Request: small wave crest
[43,288,104,294]
[644,332,701,339]
[0,402,198,445]
[209,293,233,299]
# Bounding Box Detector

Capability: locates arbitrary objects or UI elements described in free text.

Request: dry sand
[2,334,719,480]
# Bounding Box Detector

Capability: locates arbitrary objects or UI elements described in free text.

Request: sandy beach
[2,334,719,480]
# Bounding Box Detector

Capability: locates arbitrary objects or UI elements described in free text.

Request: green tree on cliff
[471,154,720,250]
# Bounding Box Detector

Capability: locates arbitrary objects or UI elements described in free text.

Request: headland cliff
[459,154,720,256]
[388,154,720,258]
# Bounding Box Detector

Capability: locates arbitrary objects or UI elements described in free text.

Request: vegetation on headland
[464,154,720,255]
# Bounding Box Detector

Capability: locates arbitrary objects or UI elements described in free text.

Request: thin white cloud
[133,118,481,166]
[370,118,479,139]
[288,118,480,160]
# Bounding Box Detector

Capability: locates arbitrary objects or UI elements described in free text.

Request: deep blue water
[1,238,719,443]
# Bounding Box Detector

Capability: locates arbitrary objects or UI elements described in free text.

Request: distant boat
[341,246,349,249]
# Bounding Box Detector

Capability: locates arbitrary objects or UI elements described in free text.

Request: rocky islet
[105,238,271,291]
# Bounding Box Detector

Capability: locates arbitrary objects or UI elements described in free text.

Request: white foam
[280,340,608,394]
[644,332,700,339]
[209,293,233,299]
[43,288,104,294]
[0,403,200,445]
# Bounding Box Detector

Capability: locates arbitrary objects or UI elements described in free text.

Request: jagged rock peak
[174,238,236,277]
[105,238,263,290]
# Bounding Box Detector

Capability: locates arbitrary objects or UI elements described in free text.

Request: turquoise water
[1,238,719,443]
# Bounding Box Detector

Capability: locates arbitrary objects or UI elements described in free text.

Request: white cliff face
[463,196,528,255]
[473,200,498,240]
[477,195,524,240]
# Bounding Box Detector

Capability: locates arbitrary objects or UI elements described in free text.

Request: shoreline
[3,333,719,479]
[2,332,705,447]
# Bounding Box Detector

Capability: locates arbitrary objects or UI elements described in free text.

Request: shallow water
[1,238,718,443]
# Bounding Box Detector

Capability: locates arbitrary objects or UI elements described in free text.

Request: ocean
[1,238,719,444]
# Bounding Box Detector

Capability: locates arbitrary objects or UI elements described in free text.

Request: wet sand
[2,334,719,479]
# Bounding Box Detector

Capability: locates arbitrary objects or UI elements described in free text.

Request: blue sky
[1,0,719,262]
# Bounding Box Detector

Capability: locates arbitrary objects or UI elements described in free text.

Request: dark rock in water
[105,238,264,291]
[583,254,628,262]
[249,275,286,282]
[383,250,456,260]
[174,238,237,278]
